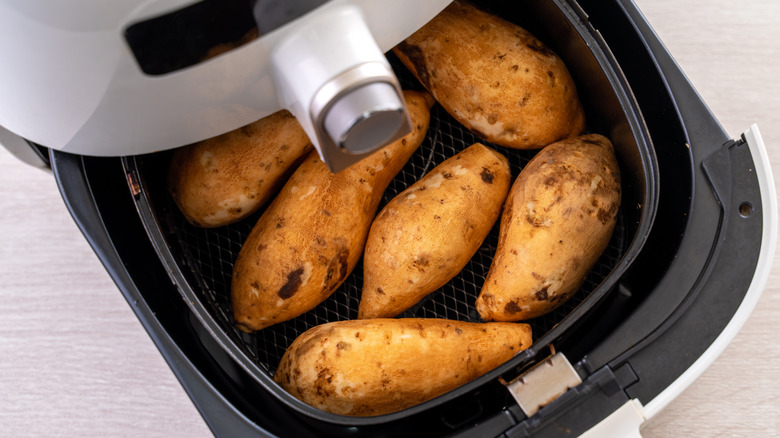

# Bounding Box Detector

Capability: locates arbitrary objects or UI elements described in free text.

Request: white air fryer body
[0,0,451,170]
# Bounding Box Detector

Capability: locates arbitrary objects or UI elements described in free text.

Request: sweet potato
[168,110,312,227]
[231,91,433,332]
[359,143,511,318]
[393,0,585,149]
[476,134,621,321]
[273,318,532,416]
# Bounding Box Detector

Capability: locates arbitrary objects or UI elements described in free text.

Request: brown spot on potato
[487,114,499,125]
[376,287,385,295]
[325,248,349,291]
[455,327,463,335]
[480,167,494,184]
[396,42,430,89]
[250,281,260,289]
[275,217,285,228]
[517,94,531,106]
[535,287,549,301]
[278,268,304,299]
[598,206,616,224]
[442,172,453,179]
[336,341,351,351]
[256,244,267,253]
[504,300,521,314]
[414,255,430,269]
[511,64,519,71]
[315,368,334,395]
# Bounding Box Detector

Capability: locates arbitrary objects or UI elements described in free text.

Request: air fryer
[5,0,775,437]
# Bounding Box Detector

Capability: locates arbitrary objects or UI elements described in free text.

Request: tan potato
[273,318,532,416]
[476,134,621,321]
[359,143,511,318]
[231,91,433,332]
[168,110,312,227]
[393,0,585,149]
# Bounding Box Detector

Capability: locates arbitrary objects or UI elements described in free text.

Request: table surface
[1,1,778,436]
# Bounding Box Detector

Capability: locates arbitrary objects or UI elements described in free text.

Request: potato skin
[476,134,621,321]
[273,318,532,416]
[168,110,312,227]
[360,143,511,318]
[231,91,433,332]
[393,0,585,149]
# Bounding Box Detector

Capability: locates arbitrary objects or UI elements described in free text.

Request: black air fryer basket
[122,0,656,427]
[45,0,772,436]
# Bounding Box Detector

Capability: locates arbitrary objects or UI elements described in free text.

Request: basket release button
[503,352,583,418]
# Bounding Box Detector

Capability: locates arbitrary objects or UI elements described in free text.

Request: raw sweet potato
[393,0,585,149]
[231,91,433,332]
[476,134,621,321]
[359,143,510,318]
[168,110,312,227]
[273,318,532,416]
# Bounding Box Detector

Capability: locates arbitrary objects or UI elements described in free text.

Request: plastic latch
[579,399,646,438]
[502,352,583,418]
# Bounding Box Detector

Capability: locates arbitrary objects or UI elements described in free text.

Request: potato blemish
[525,202,552,227]
[504,300,521,314]
[278,268,304,299]
[324,248,349,291]
[535,287,549,301]
[480,167,495,184]
[396,41,430,89]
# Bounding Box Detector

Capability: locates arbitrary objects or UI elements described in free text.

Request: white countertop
[1,1,778,436]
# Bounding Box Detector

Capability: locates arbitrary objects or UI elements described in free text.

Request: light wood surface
[1,1,778,436]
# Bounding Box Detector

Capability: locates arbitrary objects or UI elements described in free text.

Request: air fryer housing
[15,0,777,436]
[0,0,450,171]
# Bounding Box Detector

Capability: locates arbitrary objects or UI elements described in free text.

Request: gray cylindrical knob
[323,82,405,155]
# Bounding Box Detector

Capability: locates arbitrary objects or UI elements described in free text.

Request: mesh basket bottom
[151,96,626,375]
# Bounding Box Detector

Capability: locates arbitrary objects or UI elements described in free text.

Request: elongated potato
[231,91,433,332]
[168,110,312,227]
[274,318,532,416]
[393,0,585,149]
[476,134,621,321]
[359,144,511,318]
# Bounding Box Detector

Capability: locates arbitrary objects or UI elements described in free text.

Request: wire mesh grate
[143,57,627,377]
